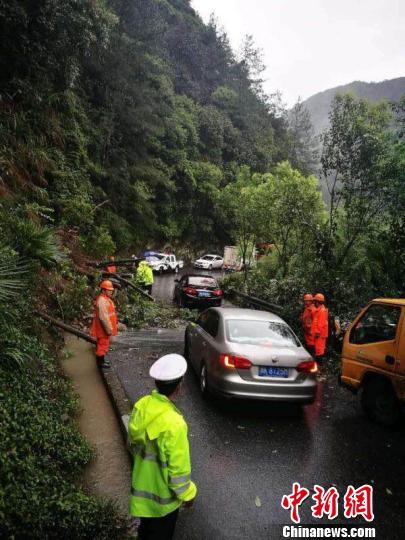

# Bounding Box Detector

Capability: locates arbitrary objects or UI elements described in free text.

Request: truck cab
[340,298,405,426]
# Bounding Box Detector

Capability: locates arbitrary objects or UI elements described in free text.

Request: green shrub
[83,226,116,259]
[0,332,128,539]
[0,240,127,538]
[56,274,93,323]
[116,291,198,329]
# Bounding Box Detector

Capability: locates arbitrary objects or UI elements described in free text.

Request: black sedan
[173,274,224,309]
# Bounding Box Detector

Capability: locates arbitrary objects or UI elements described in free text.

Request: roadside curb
[99,366,132,441]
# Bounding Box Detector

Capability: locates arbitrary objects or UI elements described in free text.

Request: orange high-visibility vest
[311,305,329,339]
[107,264,117,273]
[90,294,118,338]
[301,305,315,345]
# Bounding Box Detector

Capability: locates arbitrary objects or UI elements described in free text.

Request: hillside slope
[0,0,292,254]
[304,77,405,134]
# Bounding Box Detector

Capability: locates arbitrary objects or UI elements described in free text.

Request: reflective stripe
[172,482,191,496]
[169,474,191,485]
[131,488,175,505]
[137,448,168,468]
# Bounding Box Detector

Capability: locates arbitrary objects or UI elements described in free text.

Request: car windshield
[201,255,215,260]
[226,320,300,347]
[188,276,217,287]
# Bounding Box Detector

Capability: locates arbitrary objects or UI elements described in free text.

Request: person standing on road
[136,259,154,295]
[311,293,329,361]
[301,293,315,356]
[90,280,118,369]
[128,354,197,540]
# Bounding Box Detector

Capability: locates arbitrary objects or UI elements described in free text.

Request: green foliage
[254,162,326,277]
[288,98,319,174]
[116,291,197,330]
[321,93,394,269]
[0,211,126,535]
[0,256,28,303]
[218,166,261,272]
[218,162,325,278]
[0,336,127,539]
[0,0,295,250]
[83,226,116,259]
[223,94,405,328]
[56,276,93,324]
[11,220,64,266]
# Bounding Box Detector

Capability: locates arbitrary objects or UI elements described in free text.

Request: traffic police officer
[128,354,197,540]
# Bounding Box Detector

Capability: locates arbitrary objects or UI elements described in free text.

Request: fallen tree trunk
[35,310,96,345]
[92,258,143,268]
[108,273,155,302]
[226,288,283,315]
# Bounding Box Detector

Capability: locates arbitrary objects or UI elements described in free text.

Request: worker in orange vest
[90,280,118,369]
[106,256,117,274]
[301,293,315,356]
[311,293,329,360]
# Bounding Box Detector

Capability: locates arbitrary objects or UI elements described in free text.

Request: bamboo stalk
[226,288,283,314]
[109,273,155,302]
[35,310,96,345]
[91,258,143,268]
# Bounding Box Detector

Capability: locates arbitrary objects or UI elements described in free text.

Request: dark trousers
[138,509,179,540]
[140,283,153,295]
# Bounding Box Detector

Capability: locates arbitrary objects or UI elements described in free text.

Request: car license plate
[199,291,210,298]
[259,366,288,378]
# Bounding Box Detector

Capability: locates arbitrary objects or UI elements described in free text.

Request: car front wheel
[361,378,400,427]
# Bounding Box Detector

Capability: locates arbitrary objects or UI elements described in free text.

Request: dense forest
[0,0,297,254]
[0,0,404,537]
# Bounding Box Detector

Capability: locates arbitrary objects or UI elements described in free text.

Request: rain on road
[109,271,404,540]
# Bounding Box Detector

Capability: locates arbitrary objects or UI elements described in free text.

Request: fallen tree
[35,310,96,344]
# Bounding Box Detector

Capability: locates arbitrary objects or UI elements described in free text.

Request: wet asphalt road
[109,272,405,540]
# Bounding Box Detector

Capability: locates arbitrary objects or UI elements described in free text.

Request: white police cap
[149,354,187,382]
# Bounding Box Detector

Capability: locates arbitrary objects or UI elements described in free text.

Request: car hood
[227,342,311,366]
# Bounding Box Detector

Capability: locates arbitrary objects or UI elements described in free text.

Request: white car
[194,254,224,270]
[147,255,168,274]
[148,254,184,274]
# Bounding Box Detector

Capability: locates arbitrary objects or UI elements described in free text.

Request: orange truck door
[394,307,405,400]
[343,303,402,387]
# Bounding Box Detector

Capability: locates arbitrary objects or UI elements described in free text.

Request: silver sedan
[185,308,317,403]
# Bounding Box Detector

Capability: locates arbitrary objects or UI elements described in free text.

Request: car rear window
[188,276,217,287]
[226,320,300,347]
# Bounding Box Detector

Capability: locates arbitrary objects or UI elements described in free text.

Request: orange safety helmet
[314,293,325,302]
[100,280,114,291]
[303,294,313,301]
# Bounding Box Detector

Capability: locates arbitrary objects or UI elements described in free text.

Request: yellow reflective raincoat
[128,390,197,517]
[136,260,154,286]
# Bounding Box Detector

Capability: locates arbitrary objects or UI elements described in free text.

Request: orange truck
[339,298,405,426]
